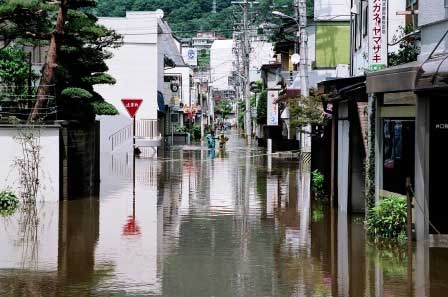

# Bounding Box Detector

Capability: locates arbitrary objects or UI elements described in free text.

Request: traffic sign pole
[121,99,143,198]
[133,115,136,196]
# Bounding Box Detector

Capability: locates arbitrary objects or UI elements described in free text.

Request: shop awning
[318,75,367,103]
[366,61,421,94]
[274,89,301,104]
[415,54,448,91]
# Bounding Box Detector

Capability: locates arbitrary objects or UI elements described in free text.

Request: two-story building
[319,0,409,213]
[96,11,184,152]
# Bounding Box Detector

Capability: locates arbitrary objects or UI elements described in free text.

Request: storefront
[319,76,367,213]
[414,54,448,239]
[368,56,448,240]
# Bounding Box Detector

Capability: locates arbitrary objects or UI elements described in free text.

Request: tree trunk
[28,2,67,122]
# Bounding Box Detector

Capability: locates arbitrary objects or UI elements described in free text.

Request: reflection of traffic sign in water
[122,216,141,237]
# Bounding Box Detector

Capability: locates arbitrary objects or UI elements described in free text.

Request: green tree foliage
[0,46,38,95]
[388,25,420,67]
[0,0,121,121]
[95,0,314,38]
[367,195,408,240]
[215,99,232,119]
[0,190,19,217]
[256,89,267,125]
[56,7,121,120]
[289,95,327,131]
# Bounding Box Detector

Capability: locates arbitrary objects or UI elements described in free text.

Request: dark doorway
[429,97,448,234]
[382,119,415,195]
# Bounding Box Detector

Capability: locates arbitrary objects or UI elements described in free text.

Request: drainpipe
[349,11,355,76]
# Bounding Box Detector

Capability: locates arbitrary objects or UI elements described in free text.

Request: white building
[351,0,406,75]
[210,40,235,92]
[249,41,275,82]
[95,11,184,153]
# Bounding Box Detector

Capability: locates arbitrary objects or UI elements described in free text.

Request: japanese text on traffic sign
[122,99,143,118]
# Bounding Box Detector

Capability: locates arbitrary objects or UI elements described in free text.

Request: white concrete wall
[97,12,182,152]
[249,41,274,82]
[418,0,448,60]
[419,0,447,26]
[95,44,159,120]
[0,126,59,202]
[388,0,407,51]
[314,0,351,21]
[210,40,234,91]
[0,202,59,271]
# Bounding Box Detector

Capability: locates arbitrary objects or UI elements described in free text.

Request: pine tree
[0,0,121,122]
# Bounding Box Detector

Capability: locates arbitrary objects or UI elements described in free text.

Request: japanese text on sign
[267,90,279,126]
[121,99,143,118]
[369,0,388,71]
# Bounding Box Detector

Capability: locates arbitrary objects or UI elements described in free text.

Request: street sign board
[267,90,279,126]
[122,99,143,118]
[182,48,198,66]
[368,0,388,71]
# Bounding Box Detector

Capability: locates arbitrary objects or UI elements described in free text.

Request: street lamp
[272,11,294,21]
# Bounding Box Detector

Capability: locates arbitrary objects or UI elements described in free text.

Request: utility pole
[233,34,241,132]
[242,0,252,142]
[213,0,217,13]
[199,77,204,141]
[297,0,309,98]
[232,0,258,142]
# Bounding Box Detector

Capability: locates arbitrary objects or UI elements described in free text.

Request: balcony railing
[109,119,160,152]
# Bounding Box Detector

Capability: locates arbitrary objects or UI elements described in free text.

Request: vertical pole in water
[406,177,413,240]
[133,116,136,197]
[267,138,272,173]
[267,138,272,155]
[406,177,413,295]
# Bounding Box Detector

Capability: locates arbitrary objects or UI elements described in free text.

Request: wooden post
[406,176,413,295]
[406,177,413,241]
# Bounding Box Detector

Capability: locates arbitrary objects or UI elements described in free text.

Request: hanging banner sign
[368,0,388,71]
[267,90,279,126]
[182,48,198,66]
[122,99,143,118]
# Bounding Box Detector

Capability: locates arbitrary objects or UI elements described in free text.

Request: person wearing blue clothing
[206,130,216,149]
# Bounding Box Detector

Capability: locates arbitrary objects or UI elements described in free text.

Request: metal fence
[109,119,159,152]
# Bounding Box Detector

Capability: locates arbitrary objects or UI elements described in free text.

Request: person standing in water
[218,132,229,149]
[206,130,216,149]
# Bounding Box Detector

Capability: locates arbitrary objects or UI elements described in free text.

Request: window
[316,23,350,68]
[363,3,368,37]
[357,1,363,49]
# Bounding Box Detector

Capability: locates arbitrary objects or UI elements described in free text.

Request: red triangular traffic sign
[122,99,143,118]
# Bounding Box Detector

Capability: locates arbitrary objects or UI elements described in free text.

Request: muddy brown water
[1,132,448,296]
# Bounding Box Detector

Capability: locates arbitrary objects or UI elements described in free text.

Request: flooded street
[1,131,448,296]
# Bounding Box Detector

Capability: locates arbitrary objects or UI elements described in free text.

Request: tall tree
[29,0,68,121]
[0,0,121,122]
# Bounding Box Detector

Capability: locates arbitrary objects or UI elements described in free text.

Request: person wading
[206,130,217,149]
[218,132,229,149]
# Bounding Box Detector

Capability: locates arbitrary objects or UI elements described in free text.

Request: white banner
[267,90,279,126]
[368,0,388,71]
[182,48,197,66]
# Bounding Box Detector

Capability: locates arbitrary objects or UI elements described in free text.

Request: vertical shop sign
[369,0,388,71]
[267,90,279,126]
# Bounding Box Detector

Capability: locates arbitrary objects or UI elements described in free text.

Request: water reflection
[1,132,448,296]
